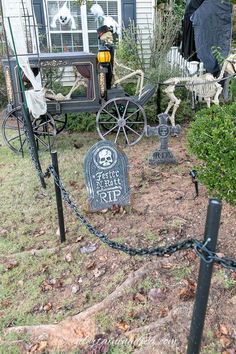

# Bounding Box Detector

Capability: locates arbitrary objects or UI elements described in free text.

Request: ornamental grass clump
[187,103,236,205]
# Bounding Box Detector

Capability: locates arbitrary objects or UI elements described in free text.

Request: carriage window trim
[14,61,97,103]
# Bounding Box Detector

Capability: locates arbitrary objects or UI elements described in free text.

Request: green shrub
[66,112,96,132]
[187,103,236,205]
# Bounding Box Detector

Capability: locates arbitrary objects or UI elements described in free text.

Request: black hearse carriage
[2,50,155,153]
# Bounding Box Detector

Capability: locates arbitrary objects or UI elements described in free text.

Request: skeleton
[164,54,236,126]
[98,149,113,167]
[45,68,88,101]
[51,2,76,29]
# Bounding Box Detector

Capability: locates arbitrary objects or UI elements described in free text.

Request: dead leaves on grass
[64,252,73,263]
[0,228,8,236]
[179,279,196,301]
[5,259,19,271]
[80,244,98,254]
[215,324,236,352]
[40,278,62,292]
[148,288,167,303]
[83,334,110,354]
[116,321,130,332]
[133,292,146,303]
[29,340,48,353]
[93,267,106,279]
[184,250,197,263]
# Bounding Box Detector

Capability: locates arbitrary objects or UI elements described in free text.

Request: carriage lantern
[97,45,111,67]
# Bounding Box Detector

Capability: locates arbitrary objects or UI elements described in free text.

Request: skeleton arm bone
[65,74,88,100]
[113,67,144,98]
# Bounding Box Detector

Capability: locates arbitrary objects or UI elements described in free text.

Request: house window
[87,0,119,53]
[46,0,120,53]
[47,0,83,52]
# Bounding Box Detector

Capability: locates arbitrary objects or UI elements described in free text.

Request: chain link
[48,166,236,271]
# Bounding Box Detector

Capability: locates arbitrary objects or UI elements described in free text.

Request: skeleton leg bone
[169,99,181,126]
[164,89,181,126]
[204,97,211,108]
[211,83,223,105]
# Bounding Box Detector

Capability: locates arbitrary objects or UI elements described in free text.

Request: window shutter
[121,0,136,27]
[33,0,47,48]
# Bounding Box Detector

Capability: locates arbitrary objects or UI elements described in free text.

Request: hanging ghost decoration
[90,4,120,35]
[90,3,104,21]
[51,2,76,29]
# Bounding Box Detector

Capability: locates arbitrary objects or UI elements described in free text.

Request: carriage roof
[3,51,97,65]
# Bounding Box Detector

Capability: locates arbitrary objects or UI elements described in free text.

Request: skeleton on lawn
[164,54,236,126]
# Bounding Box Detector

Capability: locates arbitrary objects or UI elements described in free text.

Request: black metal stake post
[187,198,222,354]
[51,151,66,243]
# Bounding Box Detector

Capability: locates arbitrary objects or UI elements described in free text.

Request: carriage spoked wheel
[96,97,147,146]
[50,113,68,134]
[32,114,56,151]
[2,107,56,154]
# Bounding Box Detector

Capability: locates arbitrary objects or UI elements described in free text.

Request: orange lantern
[97,45,111,66]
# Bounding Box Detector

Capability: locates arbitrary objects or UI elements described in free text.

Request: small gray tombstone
[84,140,130,211]
[146,113,181,165]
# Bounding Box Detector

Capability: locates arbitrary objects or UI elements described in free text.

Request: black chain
[193,240,236,269]
[48,166,236,271]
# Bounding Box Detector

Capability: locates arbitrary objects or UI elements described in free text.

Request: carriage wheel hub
[118,118,126,127]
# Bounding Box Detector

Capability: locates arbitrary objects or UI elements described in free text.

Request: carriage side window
[42,63,95,101]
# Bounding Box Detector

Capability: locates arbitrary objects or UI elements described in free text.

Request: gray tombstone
[84,140,130,211]
[146,113,181,165]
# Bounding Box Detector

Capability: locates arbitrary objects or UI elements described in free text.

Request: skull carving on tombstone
[98,149,113,167]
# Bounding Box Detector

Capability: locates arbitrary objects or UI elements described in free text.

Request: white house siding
[136,0,155,65]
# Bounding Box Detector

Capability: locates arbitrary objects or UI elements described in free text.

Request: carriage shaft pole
[7,17,46,188]
[22,105,46,189]
[51,151,66,243]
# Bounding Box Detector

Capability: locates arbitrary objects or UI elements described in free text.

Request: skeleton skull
[98,149,113,167]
